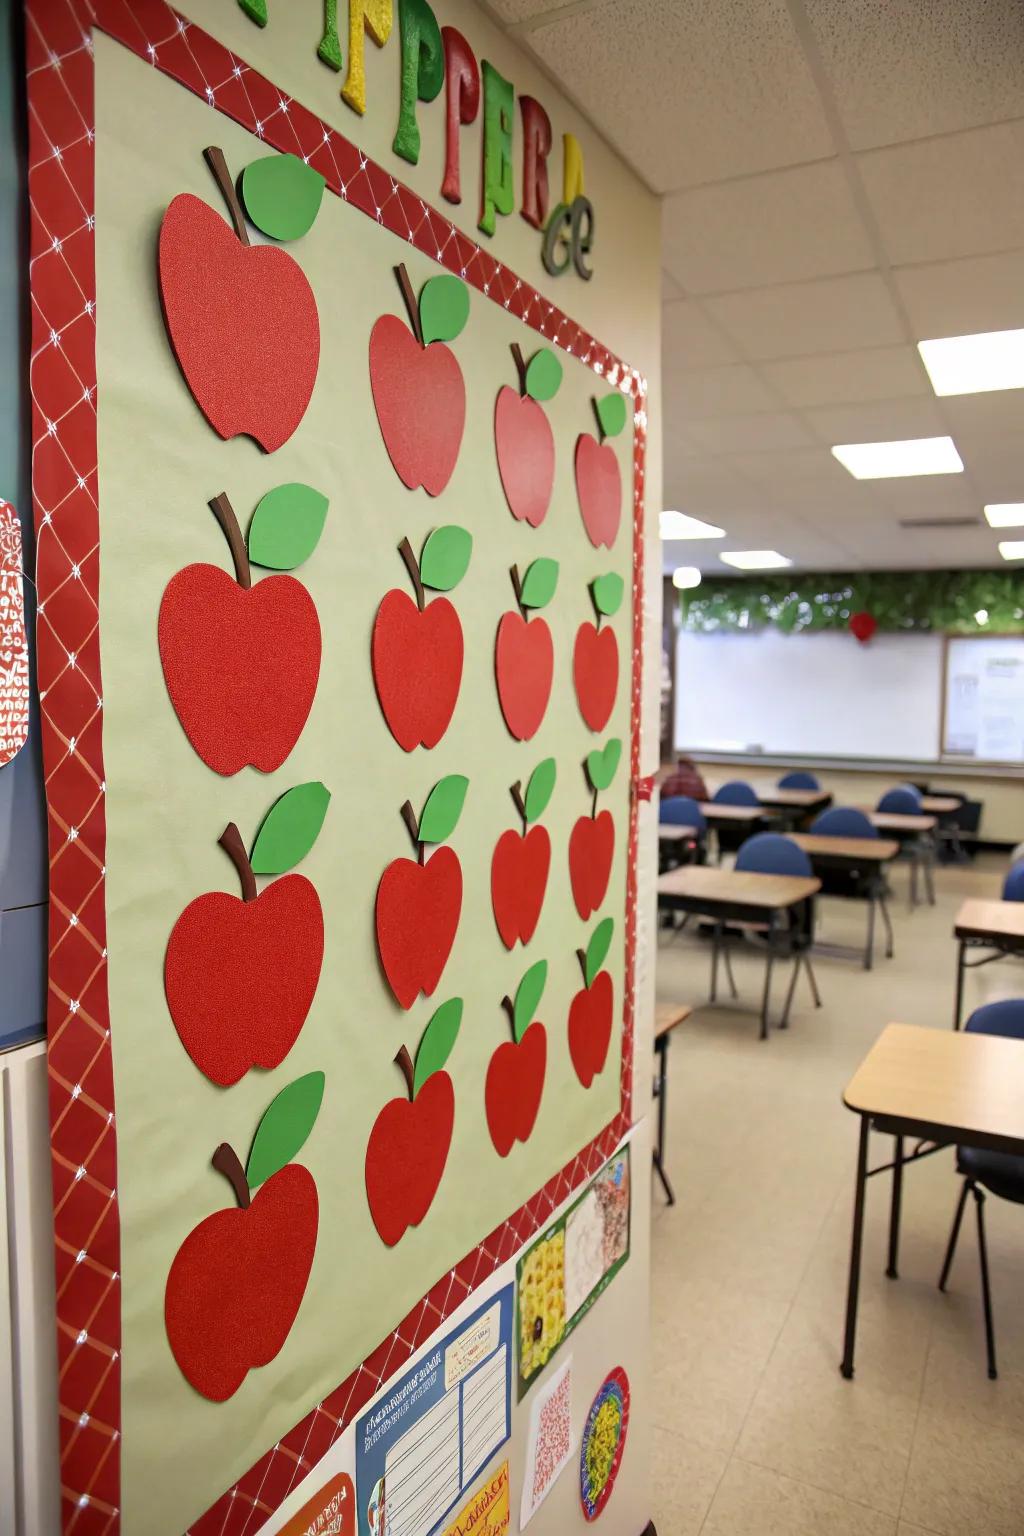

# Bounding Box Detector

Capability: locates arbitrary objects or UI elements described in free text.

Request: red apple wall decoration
[164,1070,325,1401]
[491,758,556,949]
[495,558,558,741]
[569,739,620,921]
[574,571,622,734]
[365,999,462,1246]
[159,147,322,453]
[494,343,563,527]
[369,264,469,495]
[376,775,468,1009]
[372,526,472,751]
[164,783,330,1087]
[485,960,548,1157]
[575,390,628,549]
[159,490,324,775]
[568,918,615,1090]
[848,610,877,644]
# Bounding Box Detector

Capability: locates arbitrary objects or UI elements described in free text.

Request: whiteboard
[943,636,1024,764]
[674,629,944,760]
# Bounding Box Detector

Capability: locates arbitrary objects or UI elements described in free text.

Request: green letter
[393,0,444,164]
[479,60,514,237]
[237,0,268,24]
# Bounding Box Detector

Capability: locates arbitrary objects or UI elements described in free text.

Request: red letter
[441,26,480,205]
[519,96,552,230]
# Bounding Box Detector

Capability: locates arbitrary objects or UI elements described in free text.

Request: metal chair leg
[938,1178,970,1292]
[723,942,738,1000]
[972,1186,998,1379]
[804,952,822,1008]
[779,953,799,1029]
[709,924,720,1003]
[865,895,875,970]
[879,894,894,959]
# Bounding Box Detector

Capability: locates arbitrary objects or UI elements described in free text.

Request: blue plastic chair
[877,785,923,814]
[809,807,892,966]
[713,780,760,806]
[1003,861,1024,902]
[939,999,1024,1378]
[660,795,706,830]
[658,795,707,879]
[811,806,878,839]
[877,786,934,907]
[779,771,820,791]
[730,833,821,1027]
[736,831,813,879]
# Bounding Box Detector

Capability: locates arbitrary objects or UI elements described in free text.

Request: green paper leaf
[247,483,328,570]
[524,758,556,824]
[414,998,462,1095]
[419,774,469,844]
[586,738,622,793]
[419,275,469,345]
[592,573,624,618]
[585,917,614,987]
[246,1071,325,1189]
[525,349,562,402]
[513,960,547,1041]
[241,153,325,241]
[595,392,628,440]
[251,782,331,874]
[420,525,472,591]
[519,558,559,610]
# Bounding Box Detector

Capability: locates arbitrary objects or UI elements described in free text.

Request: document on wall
[520,1358,575,1529]
[355,1286,513,1536]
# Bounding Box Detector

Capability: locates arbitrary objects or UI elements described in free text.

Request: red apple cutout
[159,491,323,775]
[568,919,616,1089]
[372,526,471,751]
[165,785,330,1085]
[486,961,548,1157]
[369,264,469,495]
[495,559,558,741]
[491,758,555,949]
[569,738,621,920]
[574,572,623,734]
[849,610,877,644]
[576,391,629,549]
[365,1000,462,1245]
[159,147,320,453]
[376,777,467,1009]
[494,344,562,527]
[165,1071,324,1401]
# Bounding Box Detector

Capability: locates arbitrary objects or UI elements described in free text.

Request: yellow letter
[343,0,394,114]
[563,132,585,204]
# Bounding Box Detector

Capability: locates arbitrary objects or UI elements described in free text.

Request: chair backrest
[735,832,813,878]
[965,999,1024,1041]
[877,785,922,815]
[1003,860,1024,902]
[810,806,878,840]
[660,795,706,830]
[779,771,820,790]
[712,780,760,807]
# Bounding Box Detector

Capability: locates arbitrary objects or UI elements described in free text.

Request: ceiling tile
[706,273,905,360]
[728,445,850,484]
[858,120,1024,266]
[801,395,947,446]
[685,412,813,453]
[762,345,928,408]
[869,476,980,516]
[666,364,781,419]
[936,390,1024,441]
[963,439,1024,499]
[662,161,872,294]
[522,0,833,193]
[804,0,1024,151]
[892,252,1024,340]
[763,476,881,515]
[833,520,1001,570]
[662,301,739,371]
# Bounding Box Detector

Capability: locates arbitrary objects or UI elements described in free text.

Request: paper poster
[438,1462,510,1536]
[579,1369,630,1521]
[276,1474,356,1536]
[355,1286,513,1536]
[0,500,29,769]
[517,1146,631,1395]
[520,1358,574,1528]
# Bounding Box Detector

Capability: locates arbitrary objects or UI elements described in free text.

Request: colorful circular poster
[579,1366,630,1520]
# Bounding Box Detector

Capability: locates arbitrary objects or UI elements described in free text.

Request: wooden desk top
[867,811,937,833]
[954,898,1024,943]
[921,796,960,814]
[789,833,900,863]
[698,801,763,823]
[655,1002,693,1039]
[657,864,820,909]
[658,824,698,842]
[758,788,832,809]
[844,1023,1024,1154]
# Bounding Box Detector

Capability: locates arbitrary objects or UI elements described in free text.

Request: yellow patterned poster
[440,1461,510,1536]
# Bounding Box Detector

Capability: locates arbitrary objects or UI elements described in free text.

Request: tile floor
[651,852,1024,1535]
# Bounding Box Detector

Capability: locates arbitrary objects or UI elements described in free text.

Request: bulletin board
[25,5,645,1535]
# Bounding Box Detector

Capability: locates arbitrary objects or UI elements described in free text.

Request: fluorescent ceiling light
[918,329,1024,396]
[984,503,1024,528]
[659,510,725,539]
[719,550,792,571]
[998,540,1024,561]
[672,566,702,589]
[831,436,964,479]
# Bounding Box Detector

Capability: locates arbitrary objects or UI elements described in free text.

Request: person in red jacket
[659,755,708,803]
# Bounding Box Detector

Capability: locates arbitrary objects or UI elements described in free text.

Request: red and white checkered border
[25,3,647,1532]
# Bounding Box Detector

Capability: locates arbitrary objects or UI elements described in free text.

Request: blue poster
[355,1284,514,1536]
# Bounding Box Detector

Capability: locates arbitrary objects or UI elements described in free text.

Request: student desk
[656,866,820,1039]
[864,811,938,907]
[840,1023,1024,1379]
[652,1002,692,1205]
[658,824,698,843]
[953,899,1024,1029]
[788,833,900,969]
[755,787,833,828]
[698,802,764,827]
[921,796,961,815]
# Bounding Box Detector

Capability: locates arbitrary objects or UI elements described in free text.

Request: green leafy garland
[680,569,1024,634]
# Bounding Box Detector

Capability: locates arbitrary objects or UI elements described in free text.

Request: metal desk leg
[652,1035,675,1205]
[760,917,777,1041]
[886,1135,904,1279]
[841,1114,871,1380]
[865,895,875,971]
[953,938,966,1030]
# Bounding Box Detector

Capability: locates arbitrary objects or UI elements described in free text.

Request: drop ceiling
[478,0,1024,574]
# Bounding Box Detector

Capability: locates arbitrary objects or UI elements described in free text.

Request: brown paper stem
[212,1143,251,1209]
[397,536,426,612]
[395,264,423,346]
[209,493,251,590]
[218,823,258,902]
[395,1044,415,1100]
[203,146,249,246]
